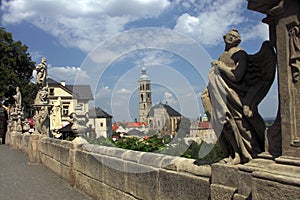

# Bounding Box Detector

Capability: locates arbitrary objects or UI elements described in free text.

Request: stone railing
[6,131,300,199]
[6,132,211,199]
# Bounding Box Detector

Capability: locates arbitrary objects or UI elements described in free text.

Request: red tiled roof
[112,121,148,130]
[200,121,211,129]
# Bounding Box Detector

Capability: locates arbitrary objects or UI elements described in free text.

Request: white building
[88,107,113,138]
[47,78,94,128]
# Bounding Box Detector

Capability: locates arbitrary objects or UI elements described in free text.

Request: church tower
[138,67,152,123]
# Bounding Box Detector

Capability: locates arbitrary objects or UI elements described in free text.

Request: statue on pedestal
[13,87,21,111]
[33,57,51,135]
[36,57,47,89]
[201,29,276,164]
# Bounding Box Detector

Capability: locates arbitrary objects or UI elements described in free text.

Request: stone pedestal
[210,158,300,199]
[28,133,43,163]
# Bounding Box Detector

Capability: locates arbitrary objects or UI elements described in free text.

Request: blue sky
[0,0,278,121]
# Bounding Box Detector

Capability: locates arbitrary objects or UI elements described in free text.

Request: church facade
[138,67,182,136]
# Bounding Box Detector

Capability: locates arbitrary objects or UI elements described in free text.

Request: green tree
[0,27,38,115]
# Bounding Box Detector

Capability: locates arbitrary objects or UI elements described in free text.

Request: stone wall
[6,132,211,200]
[6,132,300,199]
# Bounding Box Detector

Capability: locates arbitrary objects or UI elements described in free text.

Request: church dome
[140,66,149,80]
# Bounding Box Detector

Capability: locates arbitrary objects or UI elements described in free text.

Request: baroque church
[138,67,182,136]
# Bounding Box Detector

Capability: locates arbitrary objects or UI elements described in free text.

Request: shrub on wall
[84,135,225,163]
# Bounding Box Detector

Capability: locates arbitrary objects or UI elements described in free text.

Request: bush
[84,134,225,163]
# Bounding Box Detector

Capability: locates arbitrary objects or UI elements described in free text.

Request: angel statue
[201,29,276,165]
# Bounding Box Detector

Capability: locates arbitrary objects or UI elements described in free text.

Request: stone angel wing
[243,41,277,109]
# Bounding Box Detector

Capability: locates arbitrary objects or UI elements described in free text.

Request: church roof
[147,102,181,117]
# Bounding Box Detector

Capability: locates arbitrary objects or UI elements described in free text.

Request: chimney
[60,80,66,87]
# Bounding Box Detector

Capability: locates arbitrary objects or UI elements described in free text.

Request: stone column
[248,0,300,159]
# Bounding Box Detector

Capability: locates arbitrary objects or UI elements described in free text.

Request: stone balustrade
[6,131,300,199]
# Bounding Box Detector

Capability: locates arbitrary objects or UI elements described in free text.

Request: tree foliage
[0,27,38,115]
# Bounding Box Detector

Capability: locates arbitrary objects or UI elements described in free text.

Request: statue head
[223,29,241,46]
[41,57,47,63]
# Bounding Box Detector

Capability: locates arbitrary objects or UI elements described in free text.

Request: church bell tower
[138,67,152,123]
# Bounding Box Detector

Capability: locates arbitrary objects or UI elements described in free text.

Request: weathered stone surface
[158,169,210,200]
[233,193,249,200]
[210,184,237,200]
[104,147,127,159]
[126,162,159,200]
[159,155,177,170]
[102,183,138,200]
[75,171,103,200]
[102,156,126,192]
[89,144,109,155]
[138,152,167,168]
[75,171,138,200]
[72,137,88,147]
[22,134,30,154]
[122,149,145,163]
[74,150,103,182]
[175,157,211,177]
[252,176,300,200]
[211,163,239,187]
[40,153,72,182]
[28,134,41,163]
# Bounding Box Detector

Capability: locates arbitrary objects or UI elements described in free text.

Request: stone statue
[69,112,89,136]
[34,87,48,105]
[51,97,62,130]
[201,29,276,164]
[36,57,47,89]
[288,23,300,83]
[13,87,21,110]
[34,106,49,135]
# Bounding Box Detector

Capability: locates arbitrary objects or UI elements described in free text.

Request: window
[75,103,84,111]
[63,105,69,116]
[49,88,54,96]
[146,83,150,90]
[100,122,104,127]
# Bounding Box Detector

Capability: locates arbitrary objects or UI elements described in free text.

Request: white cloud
[48,66,90,84]
[242,23,269,41]
[29,51,43,63]
[132,50,175,66]
[162,91,178,105]
[116,88,132,94]
[1,0,171,52]
[174,0,245,46]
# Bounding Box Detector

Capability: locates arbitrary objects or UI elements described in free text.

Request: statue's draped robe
[202,47,265,163]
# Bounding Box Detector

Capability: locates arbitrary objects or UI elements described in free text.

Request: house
[189,119,216,144]
[113,121,149,134]
[88,107,113,138]
[147,102,182,136]
[47,78,94,127]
